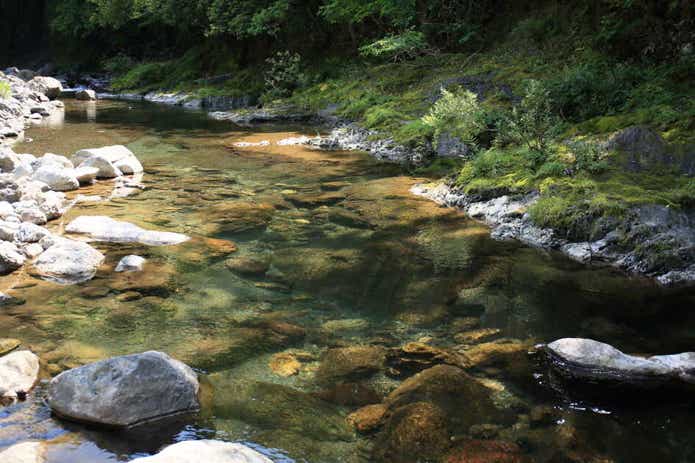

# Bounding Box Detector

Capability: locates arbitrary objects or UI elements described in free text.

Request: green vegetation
[17,0,692,237]
[0,81,10,99]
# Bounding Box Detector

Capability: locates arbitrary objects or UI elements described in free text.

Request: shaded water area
[1,100,695,462]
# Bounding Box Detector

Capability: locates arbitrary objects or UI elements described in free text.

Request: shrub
[567,140,608,174]
[111,62,169,91]
[422,87,485,149]
[500,79,560,166]
[359,30,429,62]
[263,51,306,99]
[102,54,135,75]
[0,81,10,99]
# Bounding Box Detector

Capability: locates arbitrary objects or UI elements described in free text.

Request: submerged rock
[48,351,199,427]
[115,255,146,272]
[0,350,40,399]
[316,346,386,383]
[66,216,189,246]
[544,338,695,388]
[373,401,451,463]
[0,338,21,355]
[128,440,273,463]
[445,439,527,463]
[75,89,97,101]
[347,403,388,433]
[0,441,46,463]
[33,237,104,284]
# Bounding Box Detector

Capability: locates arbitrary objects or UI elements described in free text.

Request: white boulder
[33,237,104,284]
[66,216,189,246]
[129,440,273,463]
[115,255,146,272]
[0,441,46,463]
[0,350,40,399]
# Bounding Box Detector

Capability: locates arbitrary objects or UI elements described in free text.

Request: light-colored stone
[0,441,46,463]
[0,350,40,398]
[73,166,99,185]
[48,351,199,427]
[34,237,104,284]
[16,222,50,243]
[28,76,63,99]
[545,338,695,387]
[66,216,189,246]
[0,240,26,273]
[128,440,272,463]
[76,154,122,179]
[115,255,146,272]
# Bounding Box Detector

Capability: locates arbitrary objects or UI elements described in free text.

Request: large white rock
[36,190,66,220]
[0,441,46,463]
[48,351,200,428]
[16,223,50,243]
[129,440,273,463]
[76,154,122,179]
[34,153,73,170]
[545,338,695,387]
[66,216,189,246]
[0,350,40,399]
[31,165,79,192]
[0,241,26,273]
[33,237,104,284]
[27,76,63,99]
[73,166,99,185]
[13,200,48,225]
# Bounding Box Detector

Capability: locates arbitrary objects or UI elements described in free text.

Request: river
[1,99,693,462]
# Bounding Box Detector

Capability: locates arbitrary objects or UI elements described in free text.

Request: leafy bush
[111,62,169,91]
[359,31,429,62]
[510,17,557,45]
[0,81,10,99]
[422,88,485,149]
[263,51,306,100]
[500,79,560,165]
[567,140,608,174]
[546,61,639,121]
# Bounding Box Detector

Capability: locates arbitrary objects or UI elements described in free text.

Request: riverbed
[1,99,694,462]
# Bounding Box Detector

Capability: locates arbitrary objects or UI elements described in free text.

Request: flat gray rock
[545,338,695,387]
[33,237,104,284]
[66,216,189,246]
[48,351,199,428]
[0,350,40,399]
[129,440,273,463]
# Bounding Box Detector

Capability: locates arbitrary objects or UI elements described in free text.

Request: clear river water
[1,100,694,462]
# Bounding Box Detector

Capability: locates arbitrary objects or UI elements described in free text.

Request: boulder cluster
[1,68,63,144]
[0,144,147,284]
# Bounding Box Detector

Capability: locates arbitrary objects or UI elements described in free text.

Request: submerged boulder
[0,350,40,399]
[48,351,199,428]
[75,89,97,101]
[544,338,695,388]
[33,237,104,284]
[129,440,273,463]
[66,216,189,246]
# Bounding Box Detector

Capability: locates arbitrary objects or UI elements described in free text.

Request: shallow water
[1,100,694,462]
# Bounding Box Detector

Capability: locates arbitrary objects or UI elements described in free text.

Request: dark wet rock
[316,346,386,383]
[373,401,451,463]
[315,382,382,406]
[212,379,353,441]
[75,89,97,101]
[469,423,503,439]
[128,440,273,463]
[529,405,561,427]
[0,291,25,306]
[385,365,507,429]
[605,126,668,172]
[48,351,199,428]
[436,132,472,158]
[0,441,46,463]
[33,237,104,284]
[79,286,111,299]
[445,439,527,463]
[66,216,189,246]
[0,350,40,400]
[543,338,695,388]
[347,403,388,433]
[224,256,269,276]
